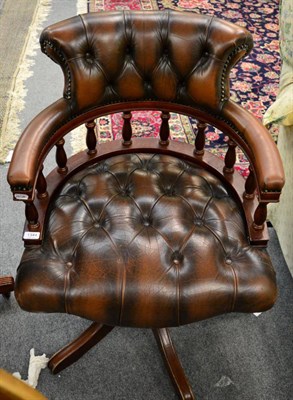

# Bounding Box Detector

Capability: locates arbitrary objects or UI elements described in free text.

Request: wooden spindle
[244,165,256,199]
[253,202,268,230]
[86,120,97,154]
[224,139,237,173]
[25,202,39,228]
[194,121,207,155]
[36,165,48,199]
[122,111,132,146]
[56,138,68,174]
[159,111,170,145]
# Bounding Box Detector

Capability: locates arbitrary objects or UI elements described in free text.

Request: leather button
[66,262,73,268]
[171,251,184,265]
[194,218,203,226]
[121,187,131,196]
[225,258,232,265]
[125,45,132,54]
[143,218,152,227]
[85,52,94,64]
[165,188,176,197]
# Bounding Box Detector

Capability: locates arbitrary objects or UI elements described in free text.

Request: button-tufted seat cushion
[16,153,276,328]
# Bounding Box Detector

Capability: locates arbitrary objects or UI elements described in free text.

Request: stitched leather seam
[116,57,145,86]
[201,196,213,220]
[105,169,125,189]
[100,226,121,257]
[204,224,227,255]
[64,261,76,314]
[91,59,110,82]
[171,169,186,190]
[79,13,90,53]
[78,196,97,222]
[98,193,120,222]
[228,264,238,312]
[179,225,196,254]
[184,15,214,84]
[176,262,180,326]
[147,193,166,219]
[71,226,95,257]
[150,226,175,252]
[64,271,70,314]
[118,261,127,326]
[126,226,145,248]
[177,195,199,219]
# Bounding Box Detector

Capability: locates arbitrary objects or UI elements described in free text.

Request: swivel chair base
[48,323,195,400]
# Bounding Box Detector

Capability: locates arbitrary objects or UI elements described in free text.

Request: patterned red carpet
[89,0,280,176]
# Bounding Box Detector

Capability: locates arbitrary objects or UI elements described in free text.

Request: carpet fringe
[0,0,52,163]
[77,0,89,14]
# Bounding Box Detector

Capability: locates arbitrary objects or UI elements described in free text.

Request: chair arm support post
[56,138,68,174]
[25,201,40,229]
[224,139,237,173]
[86,120,97,154]
[194,121,206,155]
[122,111,133,146]
[159,111,170,145]
[244,165,256,199]
[253,202,268,230]
[36,165,48,199]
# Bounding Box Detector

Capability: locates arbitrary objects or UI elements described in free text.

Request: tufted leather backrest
[7,10,284,210]
[40,10,253,113]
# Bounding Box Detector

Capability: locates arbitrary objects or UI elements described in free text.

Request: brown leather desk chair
[7,10,284,399]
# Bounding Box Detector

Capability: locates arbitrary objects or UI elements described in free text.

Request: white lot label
[23,232,40,240]
[15,193,29,200]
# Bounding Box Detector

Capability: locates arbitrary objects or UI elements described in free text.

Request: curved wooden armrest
[223,100,285,199]
[7,99,70,199]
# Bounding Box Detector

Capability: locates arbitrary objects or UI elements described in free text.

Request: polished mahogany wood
[86,120,97,154]
[36,165,48,199]
[48,323,114,374]
[194,121,206,155]
[159,111,170,145]
[56,138,68,174]
[0,276,14,299]
[122,111,132,145]
[25,202,39,229]
[253,202,268,230]
[153,328,195,400]
[244,165,256,199]
[224,139,237,173]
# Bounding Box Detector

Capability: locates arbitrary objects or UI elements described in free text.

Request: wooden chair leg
[153,328,195,400]
[0,276,14,299]
[48,323,114,374]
